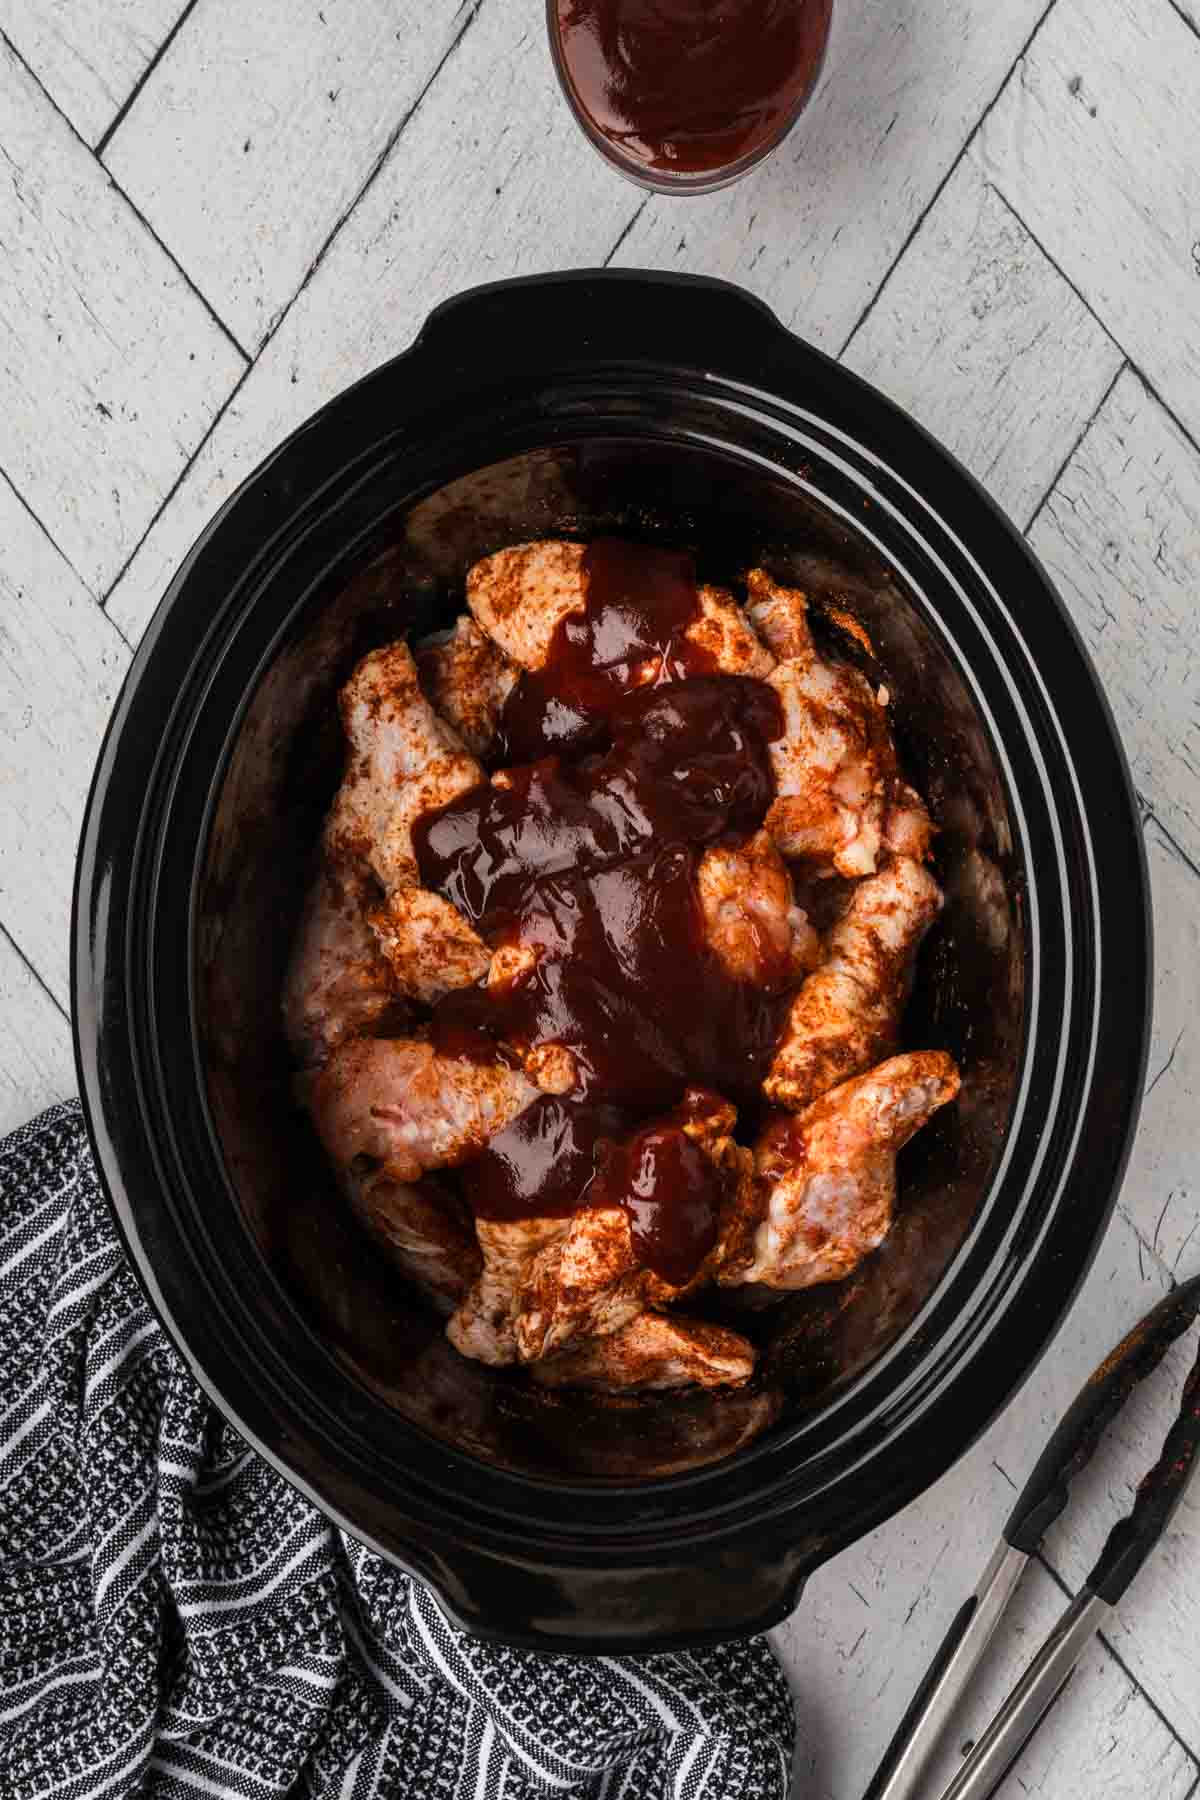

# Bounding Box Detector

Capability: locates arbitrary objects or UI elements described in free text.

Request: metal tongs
[864,1272,1200,1800]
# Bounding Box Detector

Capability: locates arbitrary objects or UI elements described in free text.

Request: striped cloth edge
[0,1103,795,1800]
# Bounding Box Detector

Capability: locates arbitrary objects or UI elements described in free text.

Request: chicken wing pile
[285,539,960,1396]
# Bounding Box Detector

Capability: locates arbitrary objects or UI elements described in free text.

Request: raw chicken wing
[689,584,775,677]
[466,540,587,669]
[766,661,894,875]
[467,540,773,679]
[508,1093,753,1363]
[696,830,820,987]
[327,640,491,1002]
[745,566,816,662]
[533,1312,756,1391]
[447,1215,565,1366]
[282,863,400,1067]
[328,639,483,887]
[368,885,491,1009]
[448,1091,754,1367]
[748,570,896,877]
[765,856,942,1112]
[416,613,519,757]
[343,1172,481,1313]
[884,780,935,862]
[722,1051,960,1290]
[307,1036,538,1186]
[514,1204,648,1361]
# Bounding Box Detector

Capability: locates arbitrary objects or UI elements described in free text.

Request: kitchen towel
[0,1103,795,1800]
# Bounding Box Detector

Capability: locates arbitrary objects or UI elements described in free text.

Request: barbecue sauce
[414,541,790,1285]
[494,538,711,761]
[596,1119,723,1286]
[552,0,833,178]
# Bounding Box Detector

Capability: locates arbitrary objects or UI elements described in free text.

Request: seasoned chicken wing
[765,856,943,1112]
[766,659,895,876]
[747,570,896,877]
[446,1214,565,1366]
[690,584,776,678]
[416,613,519,757]
[306,1036,538,1186]
[696,830,820,987]
[282,863,401,1068]
[745,566,815,662]
[722,1052,960,1290]
[325,640,491,1002]
[285,638,492,1054]
[329,640,483,887]
[367,885,491,1009]
[884,780,936,862]
[447,1091,754,1368]
[343,1171,481,1313]
[467,540,773,680]
[466,539,588,669]
[533,1312,756,1391]
[514,1204,650,1361]
[496,1093,754,1364]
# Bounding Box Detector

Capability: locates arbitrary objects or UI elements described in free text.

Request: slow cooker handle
[413,267,792,370]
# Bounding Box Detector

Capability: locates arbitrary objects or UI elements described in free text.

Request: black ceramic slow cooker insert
[73,272,1150,1652]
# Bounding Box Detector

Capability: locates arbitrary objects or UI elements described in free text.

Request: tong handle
[861,1543,1028,1800]
[861,1597,978,1800]
[1087,1340,1200,1604]
[1005,1275,1200,1555]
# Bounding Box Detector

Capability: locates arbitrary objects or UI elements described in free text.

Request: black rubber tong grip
[1087,1333,1200,1604]
[1004,1274,1200,1556]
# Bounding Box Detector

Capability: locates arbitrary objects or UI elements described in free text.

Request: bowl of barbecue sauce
[548,0,833,191]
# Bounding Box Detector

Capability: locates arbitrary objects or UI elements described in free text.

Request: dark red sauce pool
[414,540,789,1283]
[551,0,833,178]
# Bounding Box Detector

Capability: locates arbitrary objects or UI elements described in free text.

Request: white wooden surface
[0,0,186,144]
[104,0,477,351]
[0,37,244,596]
[2,2,1199,1793]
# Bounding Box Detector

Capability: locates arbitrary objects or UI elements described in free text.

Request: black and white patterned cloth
[0,1104,795,1800]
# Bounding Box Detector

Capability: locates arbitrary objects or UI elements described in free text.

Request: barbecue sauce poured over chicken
[414,541,789,1283]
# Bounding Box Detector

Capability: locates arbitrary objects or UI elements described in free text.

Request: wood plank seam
[94,0,201,156]
[115,178,250,360]
[104,0,490,350]
[95,361,251,613]
[0,922,68,1026]
[255,0,485,339]
[1022,356,1126,536]
[1144,802,1200,888]
[94,0,487,614]
[0,467,92,605]
[1116,1199,1186,1292]
[1037,1549,1200,1765]
[0,22,250,363]
[103,609,134,654]
[836,0,1065,358]
[603,200,649,267]
[1165,0,1200,43]
[987,180,1200,471]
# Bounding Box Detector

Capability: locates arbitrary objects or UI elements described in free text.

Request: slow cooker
[73,272,1150,1651]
